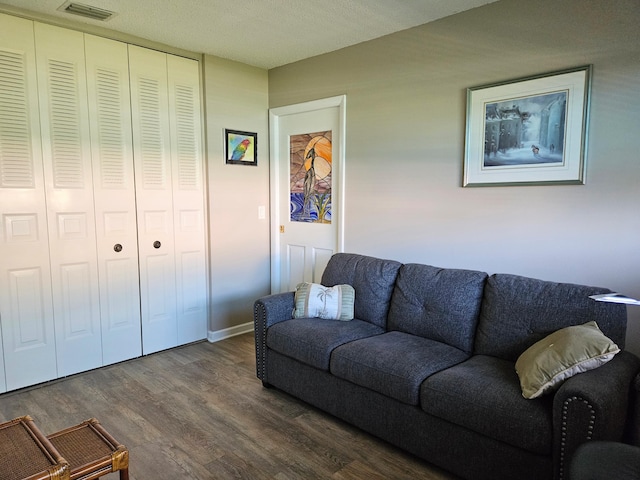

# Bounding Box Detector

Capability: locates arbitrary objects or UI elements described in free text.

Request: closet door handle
[114,243,123,252]
[153,241,161,249]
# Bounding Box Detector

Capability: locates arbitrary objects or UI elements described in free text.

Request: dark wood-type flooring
[0,333,458,479]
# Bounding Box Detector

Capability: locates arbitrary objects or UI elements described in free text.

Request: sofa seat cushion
[330,331,469,405]
[421,355,553,455]
[266,318,384,371]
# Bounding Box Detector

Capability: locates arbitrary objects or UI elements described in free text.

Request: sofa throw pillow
[515,321,620,399]
[293,282,355,321]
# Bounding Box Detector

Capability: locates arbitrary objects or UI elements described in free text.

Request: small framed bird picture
[225,129,258,166]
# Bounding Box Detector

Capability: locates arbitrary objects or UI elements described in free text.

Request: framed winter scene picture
[225,129,257,166]
[463,65,591,186]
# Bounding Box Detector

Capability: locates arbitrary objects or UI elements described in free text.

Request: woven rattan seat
[0,415,70,480]
[47,418,129,480]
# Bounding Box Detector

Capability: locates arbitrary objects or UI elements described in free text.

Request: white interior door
[269,96,346,293]
[85,34,142,365]
[0,13,57,391]
[167,55,208,345]
[34,22,103,377]
[129,45,179,354]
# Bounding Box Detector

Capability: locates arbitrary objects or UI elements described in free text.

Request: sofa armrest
[627,372,640,446]
[253,292,295,382]
[553,351,640,480]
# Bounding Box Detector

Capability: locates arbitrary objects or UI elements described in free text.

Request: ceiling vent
[58,1,116,21]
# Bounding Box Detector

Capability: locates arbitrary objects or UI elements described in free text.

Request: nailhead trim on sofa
[559,396,595,479]
[254,301,267,381]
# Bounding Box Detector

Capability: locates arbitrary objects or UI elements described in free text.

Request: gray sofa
[253,253,640,480]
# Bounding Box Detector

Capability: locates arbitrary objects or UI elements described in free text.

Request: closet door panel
[34,23,102,376]
[0,13,57,391]
[84,34,142,364]
[167,55,208,345]
[129,45,178,354]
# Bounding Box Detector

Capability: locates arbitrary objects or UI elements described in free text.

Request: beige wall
[203,55,270,336]
[268,0,640,353]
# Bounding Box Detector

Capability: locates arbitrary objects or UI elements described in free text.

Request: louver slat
[47,58,84,188]
[174,84,199,190]
[138,77,165,188]
[0,50,34,188]
[95,68,126,188]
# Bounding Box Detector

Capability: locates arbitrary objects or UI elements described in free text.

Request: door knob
[153,241,161,249]
[113,243,123,252]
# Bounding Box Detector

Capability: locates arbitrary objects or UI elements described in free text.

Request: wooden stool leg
[120,467,129,480]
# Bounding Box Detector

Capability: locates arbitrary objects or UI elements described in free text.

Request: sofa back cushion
[387,264,488,353]
[321,253,402,328]
[474,273,627,361]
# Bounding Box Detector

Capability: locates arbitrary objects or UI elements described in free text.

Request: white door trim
[269,95,346,294]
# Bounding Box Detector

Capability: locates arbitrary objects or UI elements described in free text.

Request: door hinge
[280,225,285,233]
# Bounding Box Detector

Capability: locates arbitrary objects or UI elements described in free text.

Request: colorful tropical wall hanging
[289,131,332,223]
[225,129,257,166]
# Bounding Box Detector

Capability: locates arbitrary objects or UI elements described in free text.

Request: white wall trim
[207,322,254,343]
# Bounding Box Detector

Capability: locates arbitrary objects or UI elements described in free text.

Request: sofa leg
[262,380,273,388]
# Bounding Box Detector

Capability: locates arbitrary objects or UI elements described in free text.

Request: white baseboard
[207,322,254,343]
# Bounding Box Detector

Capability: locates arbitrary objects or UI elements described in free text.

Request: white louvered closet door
[167,55,208,345]
[0,13,57,392]
[84,34,142,365]
[128,45,179,354]
[34,23,103,377]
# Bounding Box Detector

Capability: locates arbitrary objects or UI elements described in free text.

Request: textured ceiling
[0,0,498,68]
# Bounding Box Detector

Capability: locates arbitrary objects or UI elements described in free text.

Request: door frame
[269,95,346,294]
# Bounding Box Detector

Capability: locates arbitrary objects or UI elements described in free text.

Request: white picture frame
[463,65,592,187]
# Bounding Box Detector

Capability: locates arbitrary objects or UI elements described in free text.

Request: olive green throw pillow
[515,321,620,399]
[293,282,355,321]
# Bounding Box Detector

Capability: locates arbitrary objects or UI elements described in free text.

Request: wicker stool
[47,418,129,480]
[0,415,70,480]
